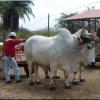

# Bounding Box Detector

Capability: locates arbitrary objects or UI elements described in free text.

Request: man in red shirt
[3,32,22,83]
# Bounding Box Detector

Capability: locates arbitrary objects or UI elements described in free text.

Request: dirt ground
[0,65,100,99]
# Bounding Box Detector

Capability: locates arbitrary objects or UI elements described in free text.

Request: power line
[34,0,100,23]
[50,0,100,17]
[26,0,100,28]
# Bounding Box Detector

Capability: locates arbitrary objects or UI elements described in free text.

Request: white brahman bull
[24,28,95,90]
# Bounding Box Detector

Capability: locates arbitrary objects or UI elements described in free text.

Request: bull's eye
[87,46,91,49]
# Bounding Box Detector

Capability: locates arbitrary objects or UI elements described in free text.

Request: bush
[33,28,57,36]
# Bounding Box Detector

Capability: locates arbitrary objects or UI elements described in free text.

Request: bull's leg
[49,64,57,90]
[23,65,29,77]
[72,71,80,85]
[45,70,50,79]
[64,70,72,89]
[45,68,60,79]
[53,70,60,79]
[79,65,85,82]
[34,63,41,85]
[28,62,35,85]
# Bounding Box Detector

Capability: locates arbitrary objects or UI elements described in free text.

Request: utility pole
[48,13,50,36]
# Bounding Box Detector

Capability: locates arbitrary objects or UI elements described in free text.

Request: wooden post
[82,20,84,28]
[48,13,50,36]
[94,19,96,32]
[88,19,90,32]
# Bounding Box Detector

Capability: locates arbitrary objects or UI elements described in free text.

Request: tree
[0,1,34,32]
[55,12,85,33]
[55,13,76,28]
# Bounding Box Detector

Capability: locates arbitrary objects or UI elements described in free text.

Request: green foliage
[55,13,77,28]
[0,1,34,31]
[17,32,25,39]
[0,36,4,42]
[0,27,56,42]
[55,12,83,33]
[17,27,33,39]
[33,27,57,36]
[68,21,83,33]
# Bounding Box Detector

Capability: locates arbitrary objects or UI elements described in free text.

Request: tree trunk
[10,10,19,32]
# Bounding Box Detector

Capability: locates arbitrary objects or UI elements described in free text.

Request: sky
[19,0,100,31]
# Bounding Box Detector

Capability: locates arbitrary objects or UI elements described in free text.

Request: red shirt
[3,37,22,57]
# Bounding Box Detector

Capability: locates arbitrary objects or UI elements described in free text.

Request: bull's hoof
[65,85,72,89]
[29,82,35,85]
[45,75,50,79]
[80,79,86,82]
[72,80,80,85]
[53,76,60,79]
[49,84,56,90]
[49,86,56,90]
[36,81,41,85]
[26,74,29,77]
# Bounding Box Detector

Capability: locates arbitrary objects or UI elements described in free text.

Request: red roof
[64,9,100,20]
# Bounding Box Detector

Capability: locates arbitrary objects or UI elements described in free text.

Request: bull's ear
[81,29,85,36]
[97,28,100,38]
[81,23,88,35]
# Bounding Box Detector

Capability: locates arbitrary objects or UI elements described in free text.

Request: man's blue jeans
[4,56,20,81]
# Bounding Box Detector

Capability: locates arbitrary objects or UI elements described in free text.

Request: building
[64,9,100,33]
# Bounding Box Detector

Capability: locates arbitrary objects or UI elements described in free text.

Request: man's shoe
[6,80,12,84]
[15,80,22,83]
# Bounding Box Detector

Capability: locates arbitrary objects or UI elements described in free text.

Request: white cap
[9,32,16,36]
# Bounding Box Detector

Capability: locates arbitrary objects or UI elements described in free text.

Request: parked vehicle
[0,42,29,77]
[15,42,29,77]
